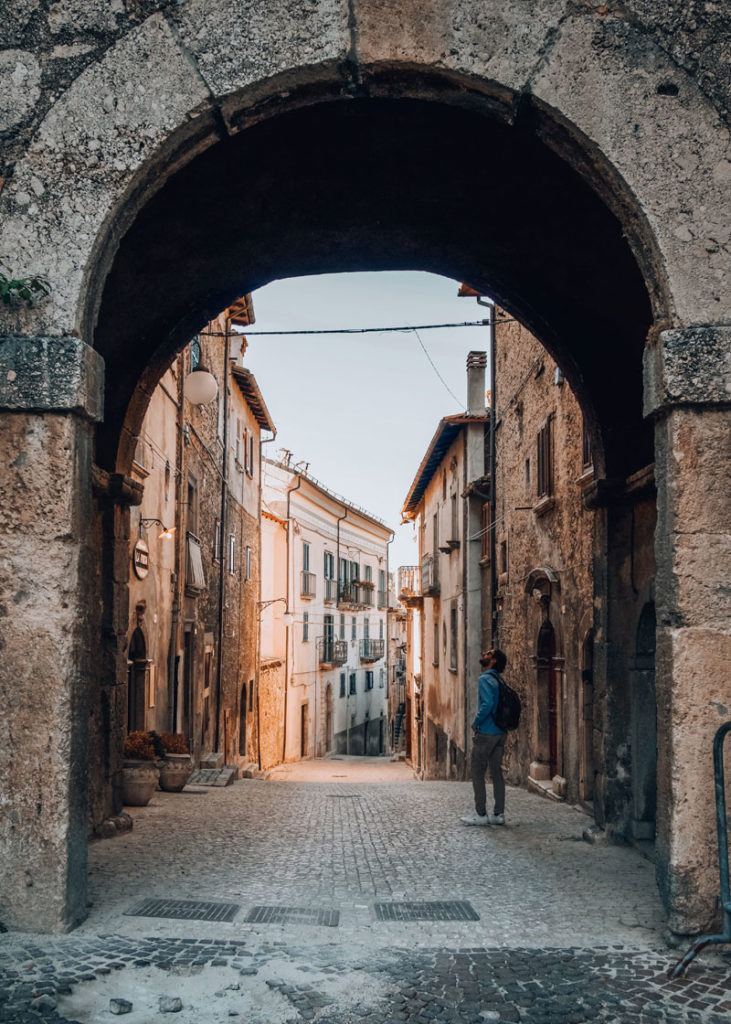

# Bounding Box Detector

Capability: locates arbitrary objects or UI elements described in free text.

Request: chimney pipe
[467,350,487,414]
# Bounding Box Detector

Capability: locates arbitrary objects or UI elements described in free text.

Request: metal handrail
[671,720,731,977]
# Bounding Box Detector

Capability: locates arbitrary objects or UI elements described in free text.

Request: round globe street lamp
[184,364,218,405]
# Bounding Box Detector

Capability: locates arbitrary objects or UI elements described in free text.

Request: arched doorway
[581,630,595,806]
[536,621,559,780]
[127,625,147,734]
[239,683,247,759]
[632,603,657,842]
[325,684,333,755]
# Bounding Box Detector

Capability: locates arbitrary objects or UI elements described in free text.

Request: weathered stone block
[644,327,731,418]
[0,337,104,421]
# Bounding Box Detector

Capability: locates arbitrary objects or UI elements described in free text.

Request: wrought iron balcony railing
[359,638,385,662]
[317,637,348,666]
[398,565,420,598]
[338,581,362,606]
[300,570,316,598]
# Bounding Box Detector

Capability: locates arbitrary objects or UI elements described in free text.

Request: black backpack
[492,672,521,732]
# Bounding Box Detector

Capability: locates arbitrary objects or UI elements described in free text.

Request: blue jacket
[473,669,506,735]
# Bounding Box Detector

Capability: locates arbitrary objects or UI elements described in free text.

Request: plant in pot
[121,731,160,806]
[157,732,193,792]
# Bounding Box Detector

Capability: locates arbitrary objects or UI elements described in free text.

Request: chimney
[466,351,487,414]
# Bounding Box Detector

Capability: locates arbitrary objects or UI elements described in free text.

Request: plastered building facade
[261,459,392,762]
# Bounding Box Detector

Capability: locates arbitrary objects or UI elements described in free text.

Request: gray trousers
[470,732,506,816]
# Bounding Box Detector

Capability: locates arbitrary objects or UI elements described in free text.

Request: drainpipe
[282,470,303,762]
[476,299,497,646]
[214,320,231,754]
[385,531,394,752]
[169,352,186,735]
[335,505,349,752]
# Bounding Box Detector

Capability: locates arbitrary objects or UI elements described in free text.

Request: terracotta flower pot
[121,759,160,806]
[158,753,193,792]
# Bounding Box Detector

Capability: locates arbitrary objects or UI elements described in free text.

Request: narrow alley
[1,763,729,1023]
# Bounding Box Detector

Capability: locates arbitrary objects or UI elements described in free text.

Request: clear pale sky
[246,271,492,571]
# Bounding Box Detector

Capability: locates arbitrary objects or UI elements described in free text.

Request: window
[186,533,206,591]
[379,619,384,640]
[324,614,334,640]
[364,565,372,583]
[248,433,255,476]
[248,679,254,712]
[363,617,370,640]
[302,540,310,572]
[245,546,251,581]
[340,672,346,698]
[433,622,439,666]
[432,512,439,554]
[228,534,236,575]
[339,557,348,583]
[451,493,458,539]
[324,551,335,578]
[339,613,345,640]
[449,604,458,671]
[236,420,243,465]
[189,338,201,371]
[213,519,222,562]
[525,457,531,489]
[366,670,374,690]
[537,416,553,498]
[379,667,386,689]
[442,469,447,500]
[350,560,359,581]
[187,475,199,536]
[351,616,357,640]
[500,539,508,575]
[303,612,309,642]
[582,414,593,469]
[349,672,357,695]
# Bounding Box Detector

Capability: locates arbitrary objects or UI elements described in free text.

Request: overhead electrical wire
[412,327,462,407]
[203,315,518,338]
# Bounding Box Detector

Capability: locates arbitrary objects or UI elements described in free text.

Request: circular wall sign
[133,538,150,579]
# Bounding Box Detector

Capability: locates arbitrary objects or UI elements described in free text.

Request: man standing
[460,649,508,826]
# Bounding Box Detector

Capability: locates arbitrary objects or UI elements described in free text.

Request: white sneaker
[489,813,505,825]
[460,812,489,826]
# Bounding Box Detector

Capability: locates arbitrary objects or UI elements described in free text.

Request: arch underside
[93,96,654,478]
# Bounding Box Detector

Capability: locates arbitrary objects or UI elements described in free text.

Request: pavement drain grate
[124,898,240,922]
[244,906,340,927]
[374,900,480,922]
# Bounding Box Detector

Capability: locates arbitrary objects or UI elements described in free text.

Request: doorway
[632,603,657,841]
[581,630,595,805]
[536,621,559,779]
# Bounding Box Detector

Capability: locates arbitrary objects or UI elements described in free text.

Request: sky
[243,271,492,570]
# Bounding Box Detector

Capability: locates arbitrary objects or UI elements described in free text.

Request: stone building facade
[104,302,275,799]
[261,459,392,761]
[401,353,490,780]
[0,0,728,938]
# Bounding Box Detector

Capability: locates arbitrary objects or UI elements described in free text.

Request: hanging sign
[133,538,150,579]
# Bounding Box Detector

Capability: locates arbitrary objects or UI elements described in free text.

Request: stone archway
[0,2,729,935]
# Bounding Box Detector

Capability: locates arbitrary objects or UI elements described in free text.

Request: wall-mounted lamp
[184,365,218,405]
[257,596,294,627]
[139,517,175,540]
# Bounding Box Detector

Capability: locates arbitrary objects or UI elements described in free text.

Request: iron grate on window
[124,898,240,922]
[244,906,340,927]
[374,900,479,922]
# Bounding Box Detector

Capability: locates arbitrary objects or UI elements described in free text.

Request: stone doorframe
[0,2,729,936]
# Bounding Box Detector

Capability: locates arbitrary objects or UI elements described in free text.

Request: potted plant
[157,732,193,792]
[121,731,160,806]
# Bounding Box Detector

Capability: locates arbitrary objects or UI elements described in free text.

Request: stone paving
[1,756,730,1023]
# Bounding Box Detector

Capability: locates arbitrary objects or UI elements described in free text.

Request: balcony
[421,553,440,596]
[317,637,348,666]
[338,581,362,607]
[324,577,338,603]
[398,566,420,597]
[300,571,316,598]
[359,638,385,662]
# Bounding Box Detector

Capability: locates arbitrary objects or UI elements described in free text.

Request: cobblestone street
[1,758,730,1023]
